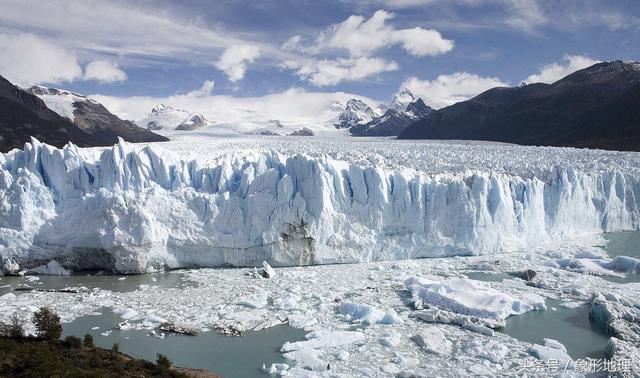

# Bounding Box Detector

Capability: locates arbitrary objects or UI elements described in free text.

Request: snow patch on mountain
[25,85,98,121]
[140,104,192,130]
[333,99,380,129]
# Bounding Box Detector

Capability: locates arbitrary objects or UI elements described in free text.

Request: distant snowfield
[1,135,639,273]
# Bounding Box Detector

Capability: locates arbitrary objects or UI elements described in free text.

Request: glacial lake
[600,231,640,283]
[0,272,307,377]
[498,299,610,359]
[0,270,197,296]
[62,310,306,378]
[604,231,640,259]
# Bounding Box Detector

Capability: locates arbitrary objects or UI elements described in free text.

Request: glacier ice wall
[1,139,639,273]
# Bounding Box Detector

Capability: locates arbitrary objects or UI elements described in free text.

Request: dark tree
[0,314,24,338]
[63,335,82,348]
[156,353,172,371]
[83,334,95,348]
[33,307,62,340]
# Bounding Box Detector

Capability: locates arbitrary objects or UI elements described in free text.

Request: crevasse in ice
[1,138,638,273]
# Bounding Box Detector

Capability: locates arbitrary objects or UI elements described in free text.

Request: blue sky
[0,0,639,108]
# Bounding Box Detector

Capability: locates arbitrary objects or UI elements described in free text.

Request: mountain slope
[350,97,432,137]
[0,76,98,152]
[26,85,168,145]
[334,99,379,129]
[398,60,640,151]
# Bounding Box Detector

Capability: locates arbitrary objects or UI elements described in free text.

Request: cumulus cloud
[524,55,601,84]
[186,80,215,97]
[400,72,508,108]
[83,60,127,83]
[313,10,453,57]
[0,33,82,84]
[285,57,398,86]
[215,45,260,81]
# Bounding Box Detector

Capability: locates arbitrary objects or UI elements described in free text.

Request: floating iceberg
[404,277,546,323]
[1,139,639,273]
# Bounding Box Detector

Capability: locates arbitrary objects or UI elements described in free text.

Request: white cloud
[92,87,378,125]
[0,33,82,84]
[215,45,260,81]
[186,80,215,97]
[282,35,303,51]
[285,57,398,86]
[400,72,508,108]
[0,0,277,67]
[313,10,453,57]
[524,55,600,84]
[502,0,547,33]
[83,60,127,83]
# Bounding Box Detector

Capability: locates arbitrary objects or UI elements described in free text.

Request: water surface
[604,231,640,259]
[499,299,610,359]
[0,271,196,296]
[62,309,306,378]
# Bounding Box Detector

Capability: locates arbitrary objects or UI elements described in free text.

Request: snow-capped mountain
[333,89,432,137]
[333,99,380,129]
[25,85,96,121]
[349,90,433,136]
[139,104,211,131]
[388,88,417,112]
[176,113,208,131]
[0,78,166,152]
[24,84,168,145]
[140,104,192,130]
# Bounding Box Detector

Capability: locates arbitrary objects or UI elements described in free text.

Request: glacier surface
[1,137,639,273]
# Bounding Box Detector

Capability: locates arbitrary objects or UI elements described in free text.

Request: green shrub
[63,335,82,348]
[33,307,62,340]
[83,334,94,348]
[111,343,119,353]
[156,353,172,371]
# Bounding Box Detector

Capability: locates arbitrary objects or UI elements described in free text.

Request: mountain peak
[556,60,640,88]
[389,89,416,111]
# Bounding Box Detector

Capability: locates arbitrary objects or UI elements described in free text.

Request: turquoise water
[0,271,196,296]
[603,231,640,259]
[600,231,640,283]
[499,299,610,359]
[1,272,306,377]
[62,309,306,378]
[464,271,512,282]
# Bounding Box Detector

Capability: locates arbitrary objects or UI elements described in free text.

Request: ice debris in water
[338,302,403,325]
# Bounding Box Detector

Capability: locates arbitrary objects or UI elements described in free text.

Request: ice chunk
[28,260,71,276]
[338,302,403,325]
[404,277,546,322]
[261,261,276,278]
[238,290,270,309]
[281,330,366,352]
[2,260,20,275]
[410,326,453,356]
[528,339,573,369]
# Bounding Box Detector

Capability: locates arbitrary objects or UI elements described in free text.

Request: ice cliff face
[1,139,639,273]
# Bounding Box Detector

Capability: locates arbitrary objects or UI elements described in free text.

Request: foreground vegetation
[0,307,217,377]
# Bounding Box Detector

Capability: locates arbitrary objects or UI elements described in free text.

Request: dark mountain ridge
[0,75,167,153]
[398,60,640,151]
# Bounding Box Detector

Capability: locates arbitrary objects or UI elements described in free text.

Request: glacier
[1,138,639,273]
